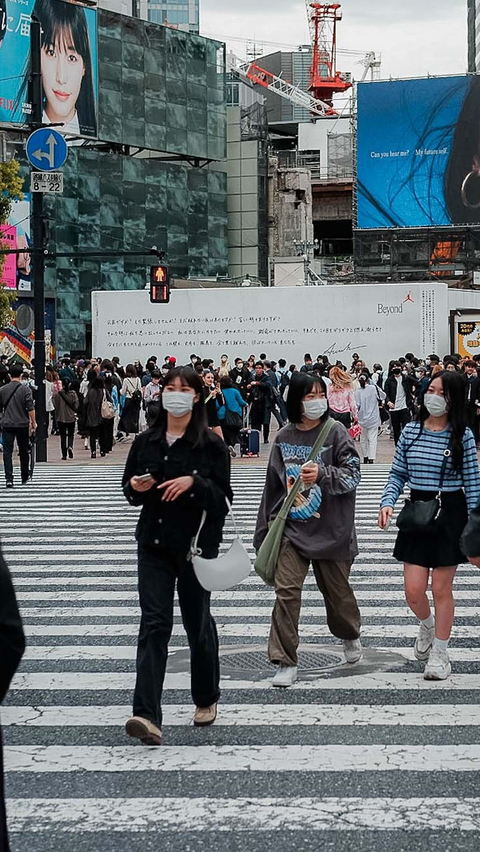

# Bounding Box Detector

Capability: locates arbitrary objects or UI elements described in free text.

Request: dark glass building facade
[15,11,227,353]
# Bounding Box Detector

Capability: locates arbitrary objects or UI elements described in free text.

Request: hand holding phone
[130,474,156,493]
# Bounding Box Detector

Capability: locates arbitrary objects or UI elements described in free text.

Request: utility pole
[30,15,48,462]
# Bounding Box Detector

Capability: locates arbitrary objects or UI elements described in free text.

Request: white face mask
[162,391,195,418]
[424,394,447,417]
[303,398,328,421]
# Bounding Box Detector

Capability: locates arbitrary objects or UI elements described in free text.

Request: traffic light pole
[30,16,48,463]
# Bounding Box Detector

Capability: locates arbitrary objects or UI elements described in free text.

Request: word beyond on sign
[30,173,64,194]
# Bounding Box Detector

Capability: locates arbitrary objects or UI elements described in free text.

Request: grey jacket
[53,390,79,424]
[253,419,361,561]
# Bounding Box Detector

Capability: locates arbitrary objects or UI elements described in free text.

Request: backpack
[279,371,290,394]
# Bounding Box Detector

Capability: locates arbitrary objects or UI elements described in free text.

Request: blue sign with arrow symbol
[26,128,68,172]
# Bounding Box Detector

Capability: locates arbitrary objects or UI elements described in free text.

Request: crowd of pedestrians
[3,346,480,755]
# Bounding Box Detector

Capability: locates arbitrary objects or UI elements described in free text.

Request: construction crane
[306,3,352,108]
[228,54,335,118]
[359,51,382,82]
[228,3,380,119]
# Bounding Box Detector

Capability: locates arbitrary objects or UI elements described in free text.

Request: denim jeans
[2,427,29,484]
[133,545,220,727]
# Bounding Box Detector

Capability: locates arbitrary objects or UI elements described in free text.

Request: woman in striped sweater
[378,370,480,681]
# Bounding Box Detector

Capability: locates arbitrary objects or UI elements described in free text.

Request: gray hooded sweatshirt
[253,418,361,561]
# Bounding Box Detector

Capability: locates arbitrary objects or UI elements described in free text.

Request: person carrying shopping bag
[122,366,233,745]
[378,370,480,681]
[254,371,362,688]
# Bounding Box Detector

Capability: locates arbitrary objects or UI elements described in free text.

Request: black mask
[393,368,402,376]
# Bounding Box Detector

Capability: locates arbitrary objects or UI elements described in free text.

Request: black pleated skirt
[394,489,468,569]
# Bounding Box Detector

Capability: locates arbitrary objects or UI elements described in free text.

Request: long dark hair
[153,367,207,445]
[16,0,96,135]
[444,76,480,224]
[412,370,468,470]
[286,372,329,424]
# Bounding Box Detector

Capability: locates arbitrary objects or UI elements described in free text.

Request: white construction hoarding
[92,283,449,366]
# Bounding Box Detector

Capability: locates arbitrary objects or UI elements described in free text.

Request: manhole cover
[219,647,343,673]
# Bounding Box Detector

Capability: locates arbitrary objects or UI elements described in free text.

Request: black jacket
[229,367,250,399]
[384,374,417,410]
[466,375,480,407]
[122,426,233,557]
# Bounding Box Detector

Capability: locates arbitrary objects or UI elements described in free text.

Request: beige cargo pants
[269,537,362,667]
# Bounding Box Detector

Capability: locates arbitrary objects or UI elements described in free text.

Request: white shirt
[394,376,407,411]
[42,110,80,135]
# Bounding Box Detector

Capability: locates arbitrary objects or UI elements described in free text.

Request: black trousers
[133,545,220,727]
[390,408,411,444]
[58,421,75,458]
[2,427,29,484]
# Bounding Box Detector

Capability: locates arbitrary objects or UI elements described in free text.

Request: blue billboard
[357,75,480,229]
[0,0,98,137]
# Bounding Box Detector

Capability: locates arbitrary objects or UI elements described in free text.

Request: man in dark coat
[0,546,25,851]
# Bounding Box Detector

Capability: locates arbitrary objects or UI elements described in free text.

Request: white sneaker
[414,622,435,661]
[343,638,363,664]
[272,665,298,688]
[424,646,451,681]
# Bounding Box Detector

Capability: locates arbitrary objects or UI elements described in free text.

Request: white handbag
[191,499,252,592]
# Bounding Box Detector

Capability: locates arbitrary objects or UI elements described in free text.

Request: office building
[468,0,479,71]
[255,48,312,124]
[5,12,226,355]
[147,0,199,32]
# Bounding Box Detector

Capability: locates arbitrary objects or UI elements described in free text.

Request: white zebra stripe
[7,797,480,832]
[3,703,478,728]
[4,744,480,773]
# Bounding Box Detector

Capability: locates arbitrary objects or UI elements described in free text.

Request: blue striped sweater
[381,423,480,512]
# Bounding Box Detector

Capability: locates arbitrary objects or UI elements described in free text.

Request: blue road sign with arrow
[26,128,68,172]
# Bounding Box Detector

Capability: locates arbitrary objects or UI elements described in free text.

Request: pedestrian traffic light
[150,265,170,303]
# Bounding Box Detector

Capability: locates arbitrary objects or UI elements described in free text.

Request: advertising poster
[357,75,480,229]
[3,196,32,291]
[0,0,98,137]
[92,283,450,368]
[456,318,480,358]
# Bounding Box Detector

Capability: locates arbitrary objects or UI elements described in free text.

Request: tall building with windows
[254,48,312,123]
[468,0,479,71]
[147,0,199,32]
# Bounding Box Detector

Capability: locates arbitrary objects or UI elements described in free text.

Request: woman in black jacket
[122,367,233,745]
[0,545,25,852]
[85,370,106,459]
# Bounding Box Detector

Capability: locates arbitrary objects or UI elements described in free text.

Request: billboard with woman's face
[0,0,98,137]
[357,75,480,229]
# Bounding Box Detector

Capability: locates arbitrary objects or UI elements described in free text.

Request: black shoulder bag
[376,386,390,423]
[396,441,452,533]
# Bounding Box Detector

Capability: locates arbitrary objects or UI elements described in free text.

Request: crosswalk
[2,462,480,850]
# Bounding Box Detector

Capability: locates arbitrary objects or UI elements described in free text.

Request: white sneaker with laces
[272,665,298,688]
[424,646,451,681]
[343,638,363,664]
[414,622,435,661]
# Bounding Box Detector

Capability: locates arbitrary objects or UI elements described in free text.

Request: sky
[201,0,468,81]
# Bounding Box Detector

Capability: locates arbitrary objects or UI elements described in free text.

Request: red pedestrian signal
[150,265,170,303]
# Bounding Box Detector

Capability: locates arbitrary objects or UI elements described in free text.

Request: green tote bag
[254,418,335,586]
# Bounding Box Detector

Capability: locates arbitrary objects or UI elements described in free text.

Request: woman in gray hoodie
[254,371,362,688]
